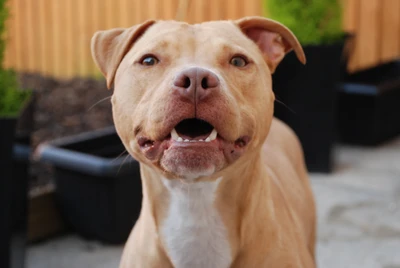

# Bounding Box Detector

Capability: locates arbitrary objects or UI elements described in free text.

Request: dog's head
[91,16,305,180]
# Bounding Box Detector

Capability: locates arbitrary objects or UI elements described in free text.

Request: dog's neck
[138,150,273,266]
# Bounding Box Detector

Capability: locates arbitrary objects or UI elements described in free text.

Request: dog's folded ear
[91,20,156,89]
[235,16,306,73]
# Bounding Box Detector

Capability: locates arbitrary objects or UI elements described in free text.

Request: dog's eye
[140,55,159,66]
[230,56,247,67]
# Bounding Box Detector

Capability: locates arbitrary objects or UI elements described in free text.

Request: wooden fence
[343,0,400,71]
[3,0,400,79]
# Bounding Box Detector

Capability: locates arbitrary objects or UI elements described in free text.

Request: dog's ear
[235,16,306,73]
[91,20,156,89]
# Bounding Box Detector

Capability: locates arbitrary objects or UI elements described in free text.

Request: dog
[91,16,316,268]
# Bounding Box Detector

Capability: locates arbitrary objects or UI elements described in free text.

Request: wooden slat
[343,0,359,33]
[243,0,261,17]
[191,0,205,23]
[25,0,36,72]
[78,0,90,76]
[64,0,73,77]
[39,0,53,76]
[380,0,400,62]
[3,0,15,68]
[208,0,223,21]
[353,0,381,70]
[148,0,159,19]
[15,0,26,72]
[120,0,129,27]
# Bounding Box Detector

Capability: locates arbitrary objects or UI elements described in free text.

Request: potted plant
[264,0,347,173]
[0,0,32,267]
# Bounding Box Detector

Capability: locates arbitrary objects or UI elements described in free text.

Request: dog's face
[91,17,305,180]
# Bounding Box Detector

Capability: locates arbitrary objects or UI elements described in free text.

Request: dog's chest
[161,178,232,268]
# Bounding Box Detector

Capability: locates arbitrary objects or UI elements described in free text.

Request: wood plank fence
[3,0,400,79]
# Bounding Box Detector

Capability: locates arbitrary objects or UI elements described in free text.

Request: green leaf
[0,0,31,117]
[264,0,344,45]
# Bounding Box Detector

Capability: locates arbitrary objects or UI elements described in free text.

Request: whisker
[111,149,127,163]
[274,97,296,115]
[88,96,112,111]
[117,153,132,176]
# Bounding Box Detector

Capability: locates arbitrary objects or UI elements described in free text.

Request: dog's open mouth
[172,118,216,142]
[138,118,250,150]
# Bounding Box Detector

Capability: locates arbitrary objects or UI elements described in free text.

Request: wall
[343,0,400,71]
[3,0,261,78]
[3,0,400,78]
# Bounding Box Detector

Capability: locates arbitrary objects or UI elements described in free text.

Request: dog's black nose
[173,67,220,103]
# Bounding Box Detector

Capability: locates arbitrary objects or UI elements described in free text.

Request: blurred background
[0,0,399,267]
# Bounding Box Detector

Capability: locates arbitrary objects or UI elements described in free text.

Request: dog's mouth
[136,117,251,176]
[172,118,216,142]
[138,118,249,148]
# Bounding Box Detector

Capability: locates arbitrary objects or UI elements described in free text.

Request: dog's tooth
[171,128,180,141]
[184,139,190,142]
[199,139,204,142]
[205,137,211,142]
[208,129,218,141]
[177,137,183,142]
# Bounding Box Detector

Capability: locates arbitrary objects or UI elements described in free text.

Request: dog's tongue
[171,127,217,142]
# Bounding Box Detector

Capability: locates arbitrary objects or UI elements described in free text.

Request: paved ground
[27,138,400,268]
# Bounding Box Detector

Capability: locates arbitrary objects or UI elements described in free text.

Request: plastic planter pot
[0,121,30,268]
[10,143,30,268]
[272,40,346,173]
[0,118,17,268]
[337,61,400,145]
[36,127,141,244]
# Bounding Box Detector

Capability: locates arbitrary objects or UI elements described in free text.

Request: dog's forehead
[140,20,248,46]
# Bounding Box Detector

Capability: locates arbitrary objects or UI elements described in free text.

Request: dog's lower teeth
[171,128,218,143]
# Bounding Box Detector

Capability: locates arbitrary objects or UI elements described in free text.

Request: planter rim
[35,126,137,177]
[339,60,400,95]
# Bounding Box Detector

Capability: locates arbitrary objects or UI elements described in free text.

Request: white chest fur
[161,178,232,268]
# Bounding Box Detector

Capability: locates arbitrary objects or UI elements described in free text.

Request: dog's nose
[173,67,219,103]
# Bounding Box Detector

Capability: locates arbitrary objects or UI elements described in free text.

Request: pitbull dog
[91,16,316,268]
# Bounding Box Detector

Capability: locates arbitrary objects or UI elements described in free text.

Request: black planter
[36,127,142,244]
[1,93,34,268]
[0,118,17,268]
[0,127,31,268]
[272,40,346,173]
[10,143,30,268]
[337,61,400,145]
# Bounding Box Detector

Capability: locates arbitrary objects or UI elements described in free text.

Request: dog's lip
[136,118,251,161]
[137,132,250,151]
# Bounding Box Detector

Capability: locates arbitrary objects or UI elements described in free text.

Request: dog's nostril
[201,77,208,89]
[183,77,191,88]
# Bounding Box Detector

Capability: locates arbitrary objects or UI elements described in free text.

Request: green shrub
[0,0,30,117]
[264,0,343,45]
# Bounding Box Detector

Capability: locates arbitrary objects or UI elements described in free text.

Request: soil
[18,73,114,189]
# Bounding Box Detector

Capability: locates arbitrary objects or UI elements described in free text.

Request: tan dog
[91,16,316,268]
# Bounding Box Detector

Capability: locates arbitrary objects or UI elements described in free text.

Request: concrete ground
[27,138,400,268]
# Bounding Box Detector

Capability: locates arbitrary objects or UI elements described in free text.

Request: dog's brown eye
[230,56,247,67]
[141,56,159,66]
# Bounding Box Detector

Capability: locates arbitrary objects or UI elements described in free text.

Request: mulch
[18,73,114,189]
